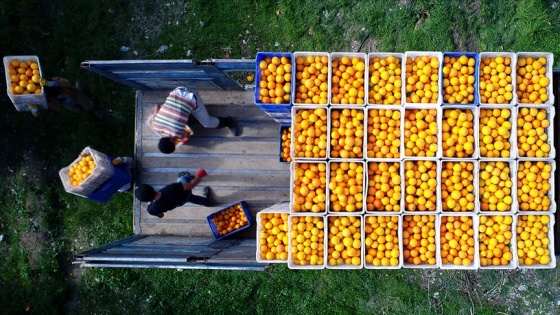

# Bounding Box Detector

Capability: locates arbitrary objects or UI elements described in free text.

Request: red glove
[196,169,207,178]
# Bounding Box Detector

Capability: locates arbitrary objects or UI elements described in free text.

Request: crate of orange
[279,125,292,163]
[478,106,516,159]
[365,161,404,213]
[440,106,479,159]
[478,52,517,106]
[402,105,442,158]
[255,52,293,106]
[402,214,440,268]
[367,53,404,105]
[288,214,326,269]
[206,201,252,240]
[290,105,329,160]
[365,106,403,160]
[326,214,363,269]
[516,214,556,269]
[516,160,556,213]
[3,55,48,112]
[330,52,367,106]
[290,161,328,214]
[441,52,479,106]
[58,146,115,198]
[403,51,443,105]
[439,214,479,269]
[327,161,365,214]
[402,159,441,213]
[478,214,518,269]
[328,106,365,160]
[364,214,403,269]
[256,202,290,263]
[516,105,555,160]
[440,160,479,213]
[516,52,554,106]
[292,52,330,106]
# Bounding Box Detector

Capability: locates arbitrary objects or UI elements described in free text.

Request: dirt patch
[19,231,46,267]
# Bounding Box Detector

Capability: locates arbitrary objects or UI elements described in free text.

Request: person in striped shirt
[150,87,239,153]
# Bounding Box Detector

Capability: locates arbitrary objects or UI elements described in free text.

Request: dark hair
[158,138,176,154]
[135,184,156,202]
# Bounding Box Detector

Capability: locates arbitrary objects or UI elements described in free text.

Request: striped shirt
[152,87,197,138]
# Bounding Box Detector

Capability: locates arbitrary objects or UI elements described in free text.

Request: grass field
[1,0,560,314]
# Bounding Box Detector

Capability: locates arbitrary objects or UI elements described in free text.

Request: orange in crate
[68,156,96,186]
[258,212,289,261]
[207,202,251,239]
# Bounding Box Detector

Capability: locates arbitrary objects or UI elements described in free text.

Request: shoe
[218,117,239,137]
[202,186,213,206]
[178,171,193,178]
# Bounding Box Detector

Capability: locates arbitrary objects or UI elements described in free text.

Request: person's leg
[189,91,239,136]
[186,193,210,207]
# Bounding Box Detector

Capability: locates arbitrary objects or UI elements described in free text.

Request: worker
[41,77,103,119]
[148,87,239,154]
[134,169,212,218]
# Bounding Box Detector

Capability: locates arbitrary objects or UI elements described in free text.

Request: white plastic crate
[327,160,366,214]
[440,106,479,159]
[292,52,330,106]
[403,51,443,106]
[439,213,479,270]
[3,55,48,112]
[58,146,115,198]
[289,161,328,215]
[401,105,442,159]
[441,52,480,106]
[402,214,441,268]
[478,214,518,269]
[330,52,368,106]
[516,52,554,106]
[478,106,517,160]
[516,105,556,160]
[478,52,518,106]
[325,214,364,269]
[365,160,404,214]
[363,213,403,269]
[402,159,442,214]
[287,214,327,269]
[290,105,329,161]
[365,105,403,160]
[367,52,405,106]
[516,160,556,214]
[255,202,290,264]
[440,160,480,214]
[516,213,556,269]
[328,106,366,160]
[478,159,518,215]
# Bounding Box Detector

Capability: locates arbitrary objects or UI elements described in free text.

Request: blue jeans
[177,175,209,206]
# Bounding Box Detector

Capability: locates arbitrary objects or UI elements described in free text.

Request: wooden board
[134,89,291,237]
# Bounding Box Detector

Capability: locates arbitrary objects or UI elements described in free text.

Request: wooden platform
[134,89,290,237]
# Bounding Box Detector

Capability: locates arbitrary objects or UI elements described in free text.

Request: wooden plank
[140,155,287,171]
[140,138,279,156]
[141,172,289,188]
[140,90,255,105]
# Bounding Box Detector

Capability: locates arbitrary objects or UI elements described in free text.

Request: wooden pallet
[134,89,290,237]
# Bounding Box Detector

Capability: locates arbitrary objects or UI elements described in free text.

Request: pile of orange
[211,203,249,236]
[479,108,512,158]
[516,56,550,104]
[441,161,476,212]
[366,108,401,159]
[290,215,325,266]
[257,56,292,104]
[292,162,327,213]
[280,126,292,162]
[68,155,96,186]
[294,55,329,105]
[292,107,328,158]
[364,215,400,267]
[330,108,364,159]
[404,160,438,211]
[368,55,402,105]
[331,56,366,105]
[366,162,402,212]
[404,108,438,157]
[479,215,514,267]
[402,215,437,265]
[442,55,476,104]
[258,212,289,261]
[328,162,364,212]
[405,56,440,104]
[517,214,552,266]
[441,108,475,158]
[517,161,553,211]
[517,107,551,158]
[440,215,475,266]
[327,216,362,266]
[479,55,514,104]
[7,58,42,95]
[479,161,513,212]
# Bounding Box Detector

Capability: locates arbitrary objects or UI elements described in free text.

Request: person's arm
[181,169,207,191]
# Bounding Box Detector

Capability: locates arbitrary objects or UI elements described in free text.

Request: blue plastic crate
[206,201,252,240]
[442,52,480,106]
[87,156,132,203]
[258,104,291,114]
[279,124,291,164]
[255,52,294,106]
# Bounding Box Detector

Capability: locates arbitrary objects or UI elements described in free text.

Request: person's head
[135,184,156,202]
[158,138,176,154]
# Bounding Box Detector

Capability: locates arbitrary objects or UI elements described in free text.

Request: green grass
[1,0,560,314]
